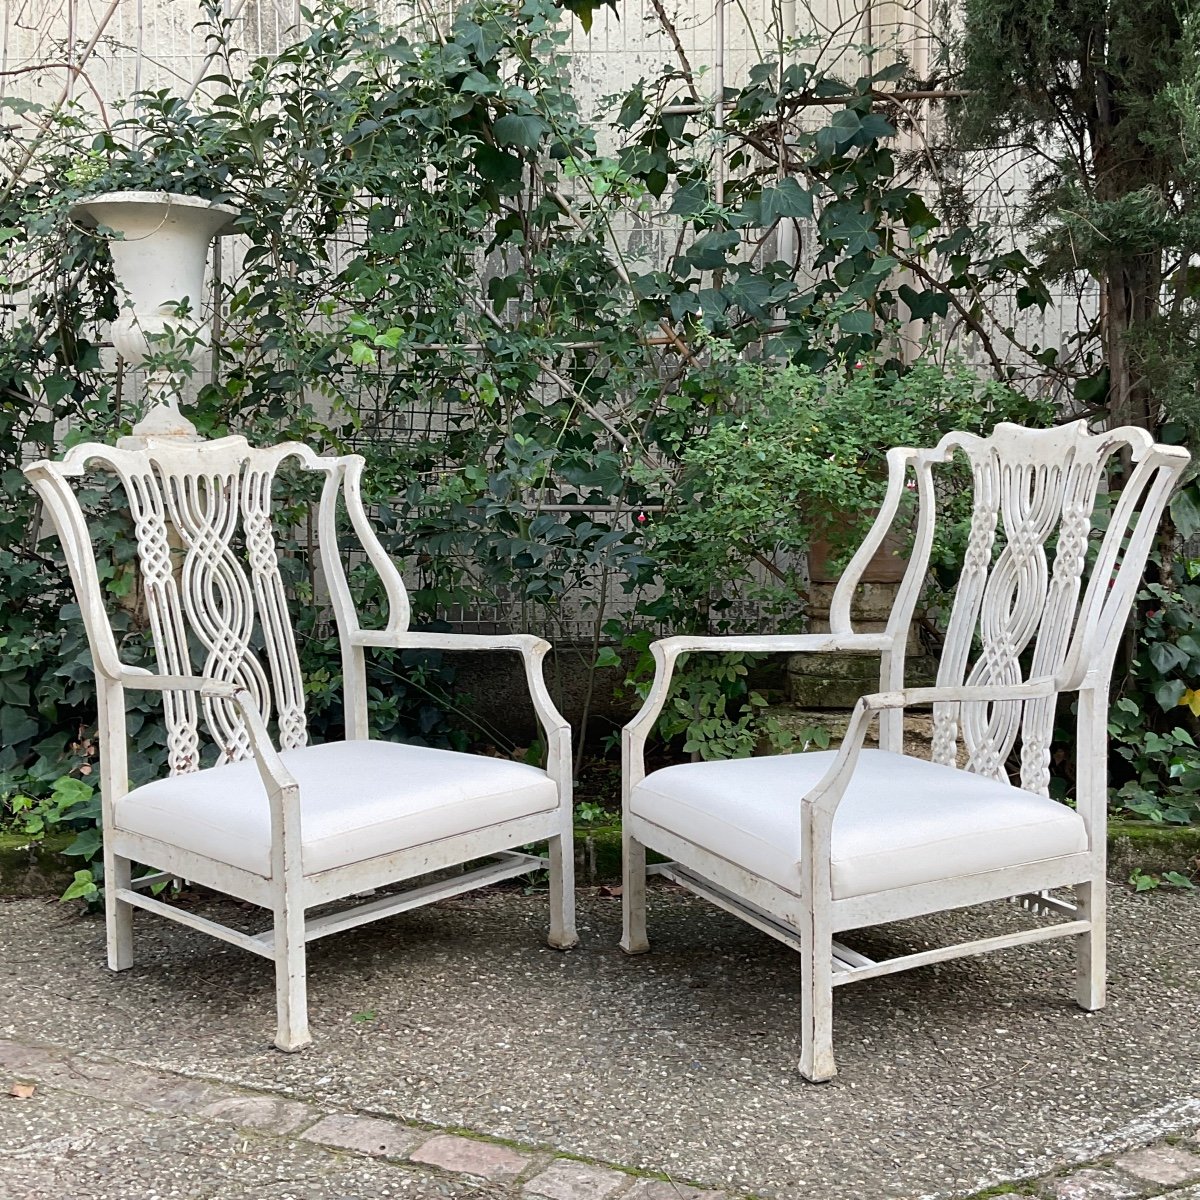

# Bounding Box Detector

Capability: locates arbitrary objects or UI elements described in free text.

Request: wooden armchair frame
[26,434,577,1051]
[620,422,1187,1081]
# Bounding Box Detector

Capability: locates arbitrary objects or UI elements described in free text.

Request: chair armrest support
[859,675,1062,712]
[621,633,892,794]
[803,675,1064,820]
[648,633,893,659]
[117,671,299,798]
[349,631,570,778]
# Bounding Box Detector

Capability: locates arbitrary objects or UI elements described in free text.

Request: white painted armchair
[620,421,1187,1081]
[26,432,577,1052]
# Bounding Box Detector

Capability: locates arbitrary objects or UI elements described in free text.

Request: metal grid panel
[4,0,1094,641]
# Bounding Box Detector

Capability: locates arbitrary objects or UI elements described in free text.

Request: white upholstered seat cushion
[630,749,1088,900]
[115,740,559,877]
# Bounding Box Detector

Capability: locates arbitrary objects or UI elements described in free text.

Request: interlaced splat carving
[242,465,307,751]
[933,433,1104,793]
[160,467,273,763]
[123,467,201,774]
[1017,466,1097,793]
[931,490,998,769]
[86,441,309,768]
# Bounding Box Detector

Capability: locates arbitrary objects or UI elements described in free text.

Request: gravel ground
[1,883,1198,1199]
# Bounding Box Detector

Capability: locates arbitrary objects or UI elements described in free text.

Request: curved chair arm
[118,671,300,806]
[802,675,1064,820]
[622,632,893,791]
[349,631,570,777]
[792,674,1068,899]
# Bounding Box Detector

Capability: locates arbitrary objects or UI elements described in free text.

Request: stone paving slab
[2,886,1200,1199]
[1115,1147,1200,1188]
[301,1111,426,1157]
[412,1134,533,1180]
[1044,1168,1144,1199]
[522,1160,631,1199]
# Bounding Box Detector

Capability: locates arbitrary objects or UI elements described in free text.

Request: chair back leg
[273,900,311,1052]
[619,830,650,955]
[547,832,579,949]
[104,849,134,972]
[1074,878,1107,1011]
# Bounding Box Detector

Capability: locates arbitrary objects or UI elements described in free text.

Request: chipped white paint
[622,421,1188,1081]
[25,432,578,1052]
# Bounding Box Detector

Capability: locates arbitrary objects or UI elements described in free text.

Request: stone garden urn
[70,191,239,444]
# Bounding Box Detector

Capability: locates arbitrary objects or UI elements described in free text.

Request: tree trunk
[1103,251,1161,433]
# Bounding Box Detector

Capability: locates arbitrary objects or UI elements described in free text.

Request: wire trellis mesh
[3,0,1093,640]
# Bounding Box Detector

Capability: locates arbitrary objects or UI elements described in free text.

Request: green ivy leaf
[827,108,863,147]
[595,646,621,668]
[898,283,950,321]
[755,177,814,224]
[685,230,742,271]
[492,113,550,149]
[859,113,896,141]
[669,179,708,218]
[1149,641,1188,675]
[61,869,99,902]
[837,309,875,334]
[1171,485,1200,539]
[42,376,74,405]
[819,202,878,254]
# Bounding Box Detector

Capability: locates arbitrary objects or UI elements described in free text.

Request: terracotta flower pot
[807,519,909,585]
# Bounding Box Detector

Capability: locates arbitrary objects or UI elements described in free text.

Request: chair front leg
[104,848,134,971]
[1074,877,1107,1011]
[799,816,837,1082]
[799,906,836,1082]
[619,828,650,955]
[273,893,311,1052]
[547,831,579,950]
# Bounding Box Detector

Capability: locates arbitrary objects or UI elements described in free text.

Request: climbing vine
[8,0,1168,892]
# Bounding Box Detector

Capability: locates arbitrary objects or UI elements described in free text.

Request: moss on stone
[0,831,74,897]
[1109,819,1200,877]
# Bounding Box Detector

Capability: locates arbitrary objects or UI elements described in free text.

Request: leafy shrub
[1109,563,1200,825]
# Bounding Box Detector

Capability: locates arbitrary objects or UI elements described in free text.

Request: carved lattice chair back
[63,439,318,771]
[26,432,577,1053]
[864,423,1180,785]
[620,419,1188,1082]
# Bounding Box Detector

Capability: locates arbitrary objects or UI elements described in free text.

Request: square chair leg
[547,833,579,950]
[1074,878,1107,1011]
[104,850,134,972]
[273,902,311,1052]
[800,914,836,1082]
[620,829,650,955]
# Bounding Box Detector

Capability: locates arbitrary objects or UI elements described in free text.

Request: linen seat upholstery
[25,432,578,1055]
[619,422,1190,1082]
[117,740,559,878]
[631,750,1087,901]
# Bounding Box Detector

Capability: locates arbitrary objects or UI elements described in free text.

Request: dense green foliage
[953,0,1200,833]
[955,0,1200,441]
[1,0,1195,897]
